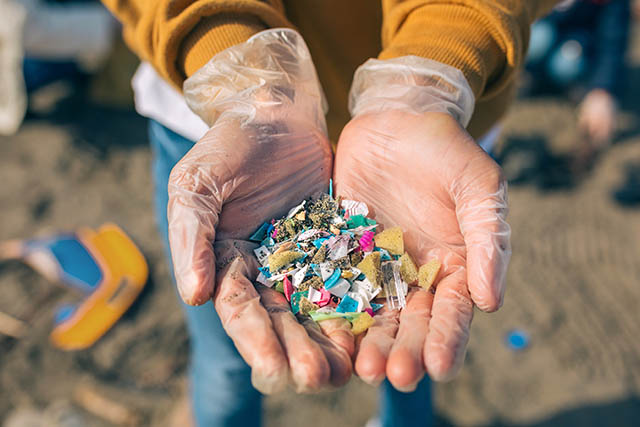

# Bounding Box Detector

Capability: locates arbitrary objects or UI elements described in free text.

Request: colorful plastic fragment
[399,252,419,285]
[268,250,304,273]
[356,252,382,290]
[336,295,359,313]
[359,230,375,252]
[250,192,442,336]
[374,226,404,255]
[418,259,441,290]
[350,312,375,335]
[283,276,294,301]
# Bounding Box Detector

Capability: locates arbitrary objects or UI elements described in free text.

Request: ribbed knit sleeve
[100,0,292,89]
[380,0,559,99]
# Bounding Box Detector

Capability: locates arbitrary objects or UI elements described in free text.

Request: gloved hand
[169,29,353,394]
[334,57,511,389]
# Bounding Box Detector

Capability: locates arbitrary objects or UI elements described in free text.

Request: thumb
[454,158,511,312]
[168,163,222,306]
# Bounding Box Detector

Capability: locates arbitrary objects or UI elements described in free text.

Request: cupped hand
[168,112,353,394]
[334,111,511,389]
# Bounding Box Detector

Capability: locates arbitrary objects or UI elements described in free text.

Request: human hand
[168,29,353,394]
[335,58,511,390]
[578,89,617,146]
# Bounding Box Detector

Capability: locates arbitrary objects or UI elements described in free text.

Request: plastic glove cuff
[183,28,328,131]
[349,56,475,128]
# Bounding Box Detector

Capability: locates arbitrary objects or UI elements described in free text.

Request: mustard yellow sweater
[101,0,558,141]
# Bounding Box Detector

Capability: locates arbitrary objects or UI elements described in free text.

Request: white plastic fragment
[307,287,322,303]
[326,278,350,298]
[298,229,322,241]
[319,263,334,281]
[256,272,271,286]
[292,265,308,288]
[253,246,271,266]
[341,199,369,217]
[286,200,306,218]
[266,267,299,285]
[352,278,380,301]
[327,235,350,260]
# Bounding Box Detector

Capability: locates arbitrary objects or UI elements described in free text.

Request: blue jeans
[149,120,432,427]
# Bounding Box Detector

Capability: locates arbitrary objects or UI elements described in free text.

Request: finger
[168,163,222,306]
[256,286,331,393]
[213,246,289,394]
[424,268,473,382]
[354,308,399,386]
[386,288,433,392]
[301,317,353,388]
[456,175,511,312]
[317,317,355,358]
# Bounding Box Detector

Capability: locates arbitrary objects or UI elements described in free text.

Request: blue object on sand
[506,329,530,351]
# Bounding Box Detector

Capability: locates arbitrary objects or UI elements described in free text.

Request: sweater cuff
[179,14,267,79]
[379,4,516,100]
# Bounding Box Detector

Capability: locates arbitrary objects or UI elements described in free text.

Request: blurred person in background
[101,1,558,427]
[523,0,630,156]
[0,0,116,135]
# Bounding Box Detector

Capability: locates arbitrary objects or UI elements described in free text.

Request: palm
[168,113,355,393]
[334,111,510,387]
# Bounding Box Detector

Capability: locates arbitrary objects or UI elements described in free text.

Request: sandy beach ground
[2,28,640,427]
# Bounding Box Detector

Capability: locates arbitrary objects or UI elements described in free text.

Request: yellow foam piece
[374,227,404,255]
[399,252,419,285]
[356,252,381,289]
[50,224,148,350]
[418,259,441,290]
[268,250,304,273]
[351,312,375,335]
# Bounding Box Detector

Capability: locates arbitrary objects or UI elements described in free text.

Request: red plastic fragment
[284,276,294,301]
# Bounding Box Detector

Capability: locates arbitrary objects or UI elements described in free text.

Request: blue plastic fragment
[258,267,271,278]
[505,329,529,351]
[371,302,384,312]
[261,237,275,247]
[313,238,329,248]
[329,178,333,198]
[336,295,359,313]
[249,222,270,242]
[324,269,342,289]
[375,247,392,261]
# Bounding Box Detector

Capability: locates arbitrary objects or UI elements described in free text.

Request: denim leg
[379,377,432,427]
[149,120,262,427]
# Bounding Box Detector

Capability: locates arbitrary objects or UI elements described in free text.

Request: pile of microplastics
[250,192,441,335]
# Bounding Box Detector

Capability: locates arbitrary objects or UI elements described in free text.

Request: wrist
[349,56,475,128]
[184,28,328,131]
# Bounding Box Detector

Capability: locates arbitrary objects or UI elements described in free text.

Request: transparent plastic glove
[169,29,352,393]
[336,57,511,388]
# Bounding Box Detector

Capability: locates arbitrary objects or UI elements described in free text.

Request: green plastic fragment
[346,215,376,229]
[274,281,284,294]
[290,291,307,314]
[308,310,362,322]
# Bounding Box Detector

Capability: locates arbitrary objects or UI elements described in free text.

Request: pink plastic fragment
[317,288,331,307]
[364,307,375,317]
[283,276,294,302]
[271,228,278,238]
[359,230,375,252]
